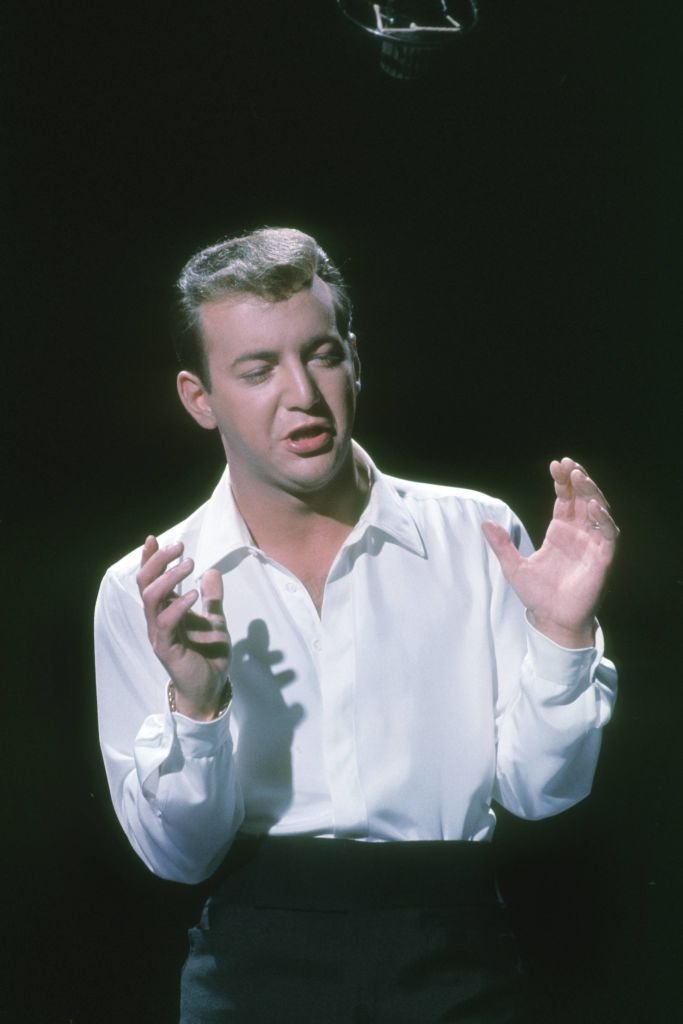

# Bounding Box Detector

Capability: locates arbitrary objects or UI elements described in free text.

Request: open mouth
[285,424,334,454]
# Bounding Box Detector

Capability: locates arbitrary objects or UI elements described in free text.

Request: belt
[210,836,499,912]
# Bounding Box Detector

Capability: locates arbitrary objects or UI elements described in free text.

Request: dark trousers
[180,837,527,1023]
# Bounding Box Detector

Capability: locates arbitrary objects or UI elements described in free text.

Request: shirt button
[285,582,298,593]
[312,638,321,650]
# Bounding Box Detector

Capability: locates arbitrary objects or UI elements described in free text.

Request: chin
[282,457,348,495]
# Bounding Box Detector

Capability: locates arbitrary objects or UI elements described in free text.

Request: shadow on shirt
[229,619,304,830]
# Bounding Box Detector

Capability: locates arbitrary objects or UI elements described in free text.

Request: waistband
[210,836,499,912]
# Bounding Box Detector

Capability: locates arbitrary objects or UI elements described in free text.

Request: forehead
[198,276,339,360]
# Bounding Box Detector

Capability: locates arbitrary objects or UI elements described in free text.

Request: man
[95,227,618,1022]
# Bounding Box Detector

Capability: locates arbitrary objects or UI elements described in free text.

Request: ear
[177,371,217,431]
[349,333,361,393]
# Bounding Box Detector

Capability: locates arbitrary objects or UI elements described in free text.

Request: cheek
[221,394,277,441]
[345,374,359,406]
[333,369,356,400]
[335,381,358,431]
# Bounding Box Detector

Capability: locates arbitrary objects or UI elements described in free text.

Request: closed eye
[310,352,343,366]
[236,339,346,383]
[308,342,345,367]
[240,365,273,383]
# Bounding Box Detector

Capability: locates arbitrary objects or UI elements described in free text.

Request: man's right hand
[137,536,231,721]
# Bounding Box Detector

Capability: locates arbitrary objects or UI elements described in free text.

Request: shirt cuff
[170,703,232,758]
[524,611,604,695]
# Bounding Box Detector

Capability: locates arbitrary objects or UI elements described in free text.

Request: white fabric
[95,447,617,883]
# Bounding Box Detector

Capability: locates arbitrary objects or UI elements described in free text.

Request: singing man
[95,227,618,1022]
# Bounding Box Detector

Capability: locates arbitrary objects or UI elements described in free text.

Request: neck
[229,452,371,551]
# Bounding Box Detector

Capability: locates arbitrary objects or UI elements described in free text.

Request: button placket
[317,573,368,837]
[273,566,323,657]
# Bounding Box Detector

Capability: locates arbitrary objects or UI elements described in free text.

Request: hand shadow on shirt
[229,619,304,829]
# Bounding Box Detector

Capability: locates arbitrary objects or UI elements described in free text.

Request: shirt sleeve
[94,569,245,883]
[488,509,618,820]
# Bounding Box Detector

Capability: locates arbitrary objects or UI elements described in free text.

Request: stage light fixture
[337,1,480,80]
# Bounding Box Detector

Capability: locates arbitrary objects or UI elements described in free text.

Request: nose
[283,359,319,409]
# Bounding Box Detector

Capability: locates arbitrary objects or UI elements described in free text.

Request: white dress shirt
[95,447,617,883]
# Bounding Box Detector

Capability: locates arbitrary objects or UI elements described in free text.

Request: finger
[140,535,159,568]
[586,498,620,542]
[183,611,231,661]
[569,468,610,510]
[481,520,524,583]
[137,540,185,591]
[550,457,573,475]
[201,569,225,617]
[183,608,229,634]
[562,455,590,476]
[550,459,611,516]
[550,459,578,522]
[550,458,578,501]
[141,557,195,615]
[550,456,592,492]
[139,537,180,577]
[155,588,200,637]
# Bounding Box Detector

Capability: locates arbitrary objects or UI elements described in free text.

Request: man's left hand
[482,457,620,648]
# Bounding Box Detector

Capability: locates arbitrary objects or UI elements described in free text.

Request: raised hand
[137,536,231,720]
[481,457,620,648]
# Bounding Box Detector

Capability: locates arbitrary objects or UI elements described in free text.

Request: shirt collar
[193,468,256,576]
[193,442,426,575]
[352,444,426,559]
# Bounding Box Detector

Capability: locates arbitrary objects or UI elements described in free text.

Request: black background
[6,2,682,1021]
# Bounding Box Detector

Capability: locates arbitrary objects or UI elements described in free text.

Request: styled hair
[175,227,353,387]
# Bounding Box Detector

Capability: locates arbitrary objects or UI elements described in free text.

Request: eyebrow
[230,335,341,370]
